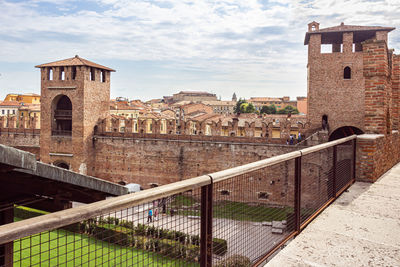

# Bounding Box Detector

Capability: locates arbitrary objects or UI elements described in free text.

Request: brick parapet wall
[363,39,391,135]
[0,128,40,158]
[392,55,400,130]
[356,132,400,182]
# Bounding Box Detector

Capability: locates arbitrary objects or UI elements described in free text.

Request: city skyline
[0,0,399,101]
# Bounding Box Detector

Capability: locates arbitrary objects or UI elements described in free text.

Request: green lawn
[13,228,199,267]
[171,195,197,207]
[172,197,293,222]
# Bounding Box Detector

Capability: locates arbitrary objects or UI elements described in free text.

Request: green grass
[213,201,293,222]
[171,195,197,207]
[174,200,293,222]
[13,227,199,267]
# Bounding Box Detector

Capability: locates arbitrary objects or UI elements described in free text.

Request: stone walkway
[266,163,400,266]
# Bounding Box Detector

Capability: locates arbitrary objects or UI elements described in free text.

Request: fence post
[333,145,337,197]
[200,182,213,267]
[294,155,302,234]
[0,206,14,267]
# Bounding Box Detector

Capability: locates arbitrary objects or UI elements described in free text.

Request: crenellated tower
[305,22,395,140]
[35,55,115,173]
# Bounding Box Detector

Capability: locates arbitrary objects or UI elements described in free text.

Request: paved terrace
[266,163,400,266]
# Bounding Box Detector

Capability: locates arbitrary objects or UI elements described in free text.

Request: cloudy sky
[0,0,399,101]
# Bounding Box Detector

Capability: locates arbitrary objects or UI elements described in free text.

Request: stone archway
[52,95,72,136]
[329,126,363,141]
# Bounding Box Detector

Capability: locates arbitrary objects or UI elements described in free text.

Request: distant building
[248,96,297,111]
[4,93,40,104]
[202,100,236,114]
[110,100,141,119]
[232,93,237,102]
[18,103,40,121]
[296,97,307,114]
[171,91,217,102]
[0,101,19,116]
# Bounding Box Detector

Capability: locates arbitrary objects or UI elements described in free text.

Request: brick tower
[305,22,395,140]
[36,56,115,173]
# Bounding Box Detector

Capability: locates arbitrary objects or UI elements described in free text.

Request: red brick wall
[90,136,299,187]
[39,65,111,173]
[356,132,400,182]
[0,129,40,158]
[307,32,365,133]
[363,39,391,135]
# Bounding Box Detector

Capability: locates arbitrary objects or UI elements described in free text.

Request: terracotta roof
[110,101,142,110]
[193,113,220,122]
[35,55,115,72]
[305,23,395,45]
[19,104,40,111]
[0,101,20,107]
[312,24,395,34]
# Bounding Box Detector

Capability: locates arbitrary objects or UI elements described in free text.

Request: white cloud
[0,0,399,100]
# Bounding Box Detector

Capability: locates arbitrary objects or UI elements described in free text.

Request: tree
[234,98,247,113]
[260,104,277,114]
[245,103,255,113]
[239,103,255,113]
[277,105,299,114]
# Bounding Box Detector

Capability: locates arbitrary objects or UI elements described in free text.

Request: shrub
[215,255,251,267]
[135,223,147,236]
[191,234,200,246]
[213,238,228,256]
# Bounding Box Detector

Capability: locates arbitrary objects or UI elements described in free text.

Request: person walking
[147,209,153,223]
[154,208,159,221]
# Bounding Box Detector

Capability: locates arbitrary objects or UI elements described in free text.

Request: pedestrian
[289,135,294,145]
[147,209,153,223]
[154,208,159,221]
[298,133,302,143]
[286,139,289,145]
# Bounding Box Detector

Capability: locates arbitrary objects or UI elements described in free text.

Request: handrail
[210,150,302,183]
[210,135,357,183]
[0,135,357,245]
[300,135,356,156]
[0,175,211,245]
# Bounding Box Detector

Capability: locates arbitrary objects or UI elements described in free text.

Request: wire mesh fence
[0,136,357,267]
[12,189,203,266]
[212,160,295,266]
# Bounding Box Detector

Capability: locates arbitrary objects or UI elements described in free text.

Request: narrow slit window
[90,67,95,81]
[72,66,76,80]
[60,67,65,80]
[101,70,106,82]
[48,68,53,80]
[344,66,351,79]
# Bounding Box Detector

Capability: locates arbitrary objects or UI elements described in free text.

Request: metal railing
[0,135,356,266]
[54,110,72,118]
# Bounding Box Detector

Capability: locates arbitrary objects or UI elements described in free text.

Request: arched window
[52,95,72,136]
[344,66,351,79]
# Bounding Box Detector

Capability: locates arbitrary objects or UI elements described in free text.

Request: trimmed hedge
[212,238,228,256]
[83,217,228,258]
